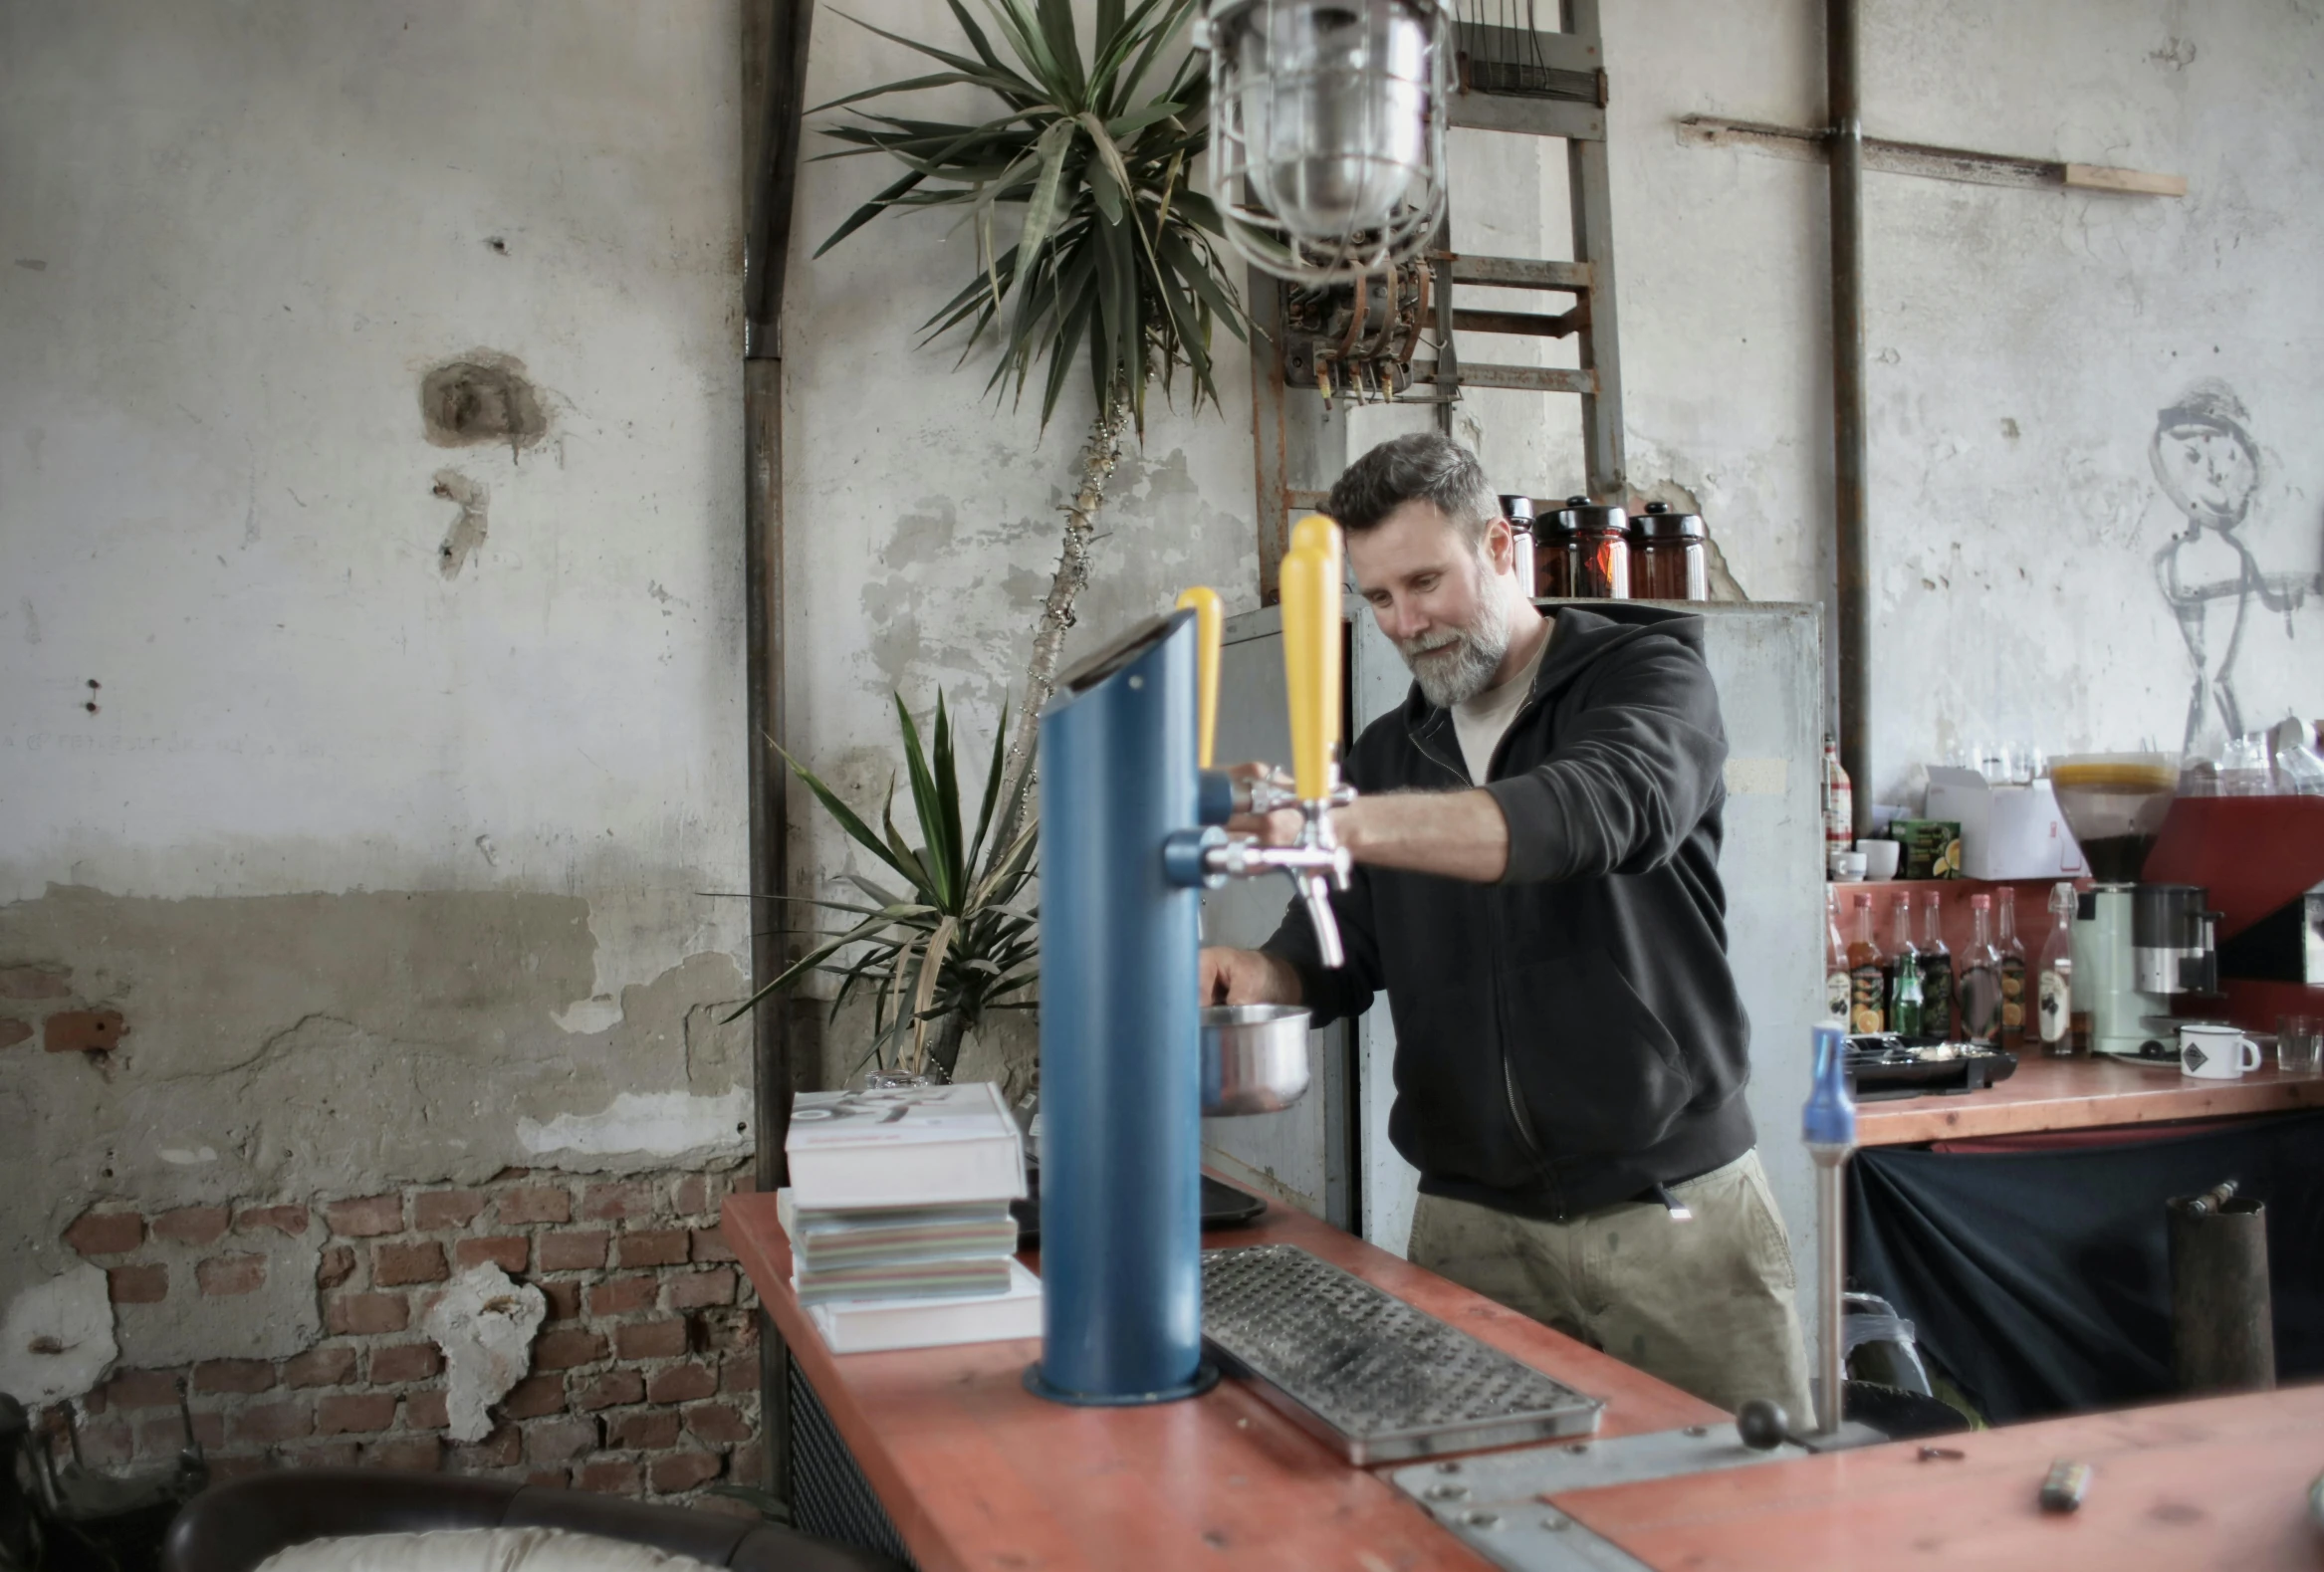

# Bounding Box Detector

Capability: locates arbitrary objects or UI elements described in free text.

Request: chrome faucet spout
[1298,874,1345,968]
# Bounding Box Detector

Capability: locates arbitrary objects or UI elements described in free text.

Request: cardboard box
[1923,769,2088,880]
[1890,819,1964,880]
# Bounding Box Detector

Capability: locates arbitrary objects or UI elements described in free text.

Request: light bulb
[1233,0,1428,236]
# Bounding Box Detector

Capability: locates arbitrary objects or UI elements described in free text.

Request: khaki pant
[1407,1149,1813,1421]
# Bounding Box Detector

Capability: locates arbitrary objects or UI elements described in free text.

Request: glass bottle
[1996,889,2028,1050]
[1537,504,1576,597]
[1960,894,2004,1044]
[1823,738,1854,875]
[1558,496,1631,598]
[1847,893,1886,1034]
[1632,502,1710,599]
[1501,494,1537,596]
[1885,893,1925,1039]
[1825,888,1851,1025]
[2036,881,2077,1056]
[1916,891,1956,1041]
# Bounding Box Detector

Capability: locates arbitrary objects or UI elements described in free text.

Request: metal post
[1827,0,1871,833]
[743,0,813,1503]
[1812,1155,1848,1435]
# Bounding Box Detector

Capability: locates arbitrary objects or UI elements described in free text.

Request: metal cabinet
[1201,602,1825,1293]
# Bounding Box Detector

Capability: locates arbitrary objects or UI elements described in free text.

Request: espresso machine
[1028,519,1352,1406]
[2050,755,2220,1058]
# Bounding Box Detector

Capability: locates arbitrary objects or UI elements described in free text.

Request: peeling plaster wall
[1598,0,2324,798]
[1,1,750,1321]
[1351,4,2322,799]
[781,0,1259,1066]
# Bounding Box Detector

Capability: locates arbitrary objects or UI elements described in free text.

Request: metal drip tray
[1201,1243,1603,1463]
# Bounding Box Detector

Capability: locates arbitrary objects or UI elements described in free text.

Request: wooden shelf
[1856,1051,2324,1147]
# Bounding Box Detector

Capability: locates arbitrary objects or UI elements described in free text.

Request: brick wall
[57,1166,762,1507]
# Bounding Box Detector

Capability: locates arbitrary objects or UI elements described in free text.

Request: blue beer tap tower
[1027,524,1350,1406]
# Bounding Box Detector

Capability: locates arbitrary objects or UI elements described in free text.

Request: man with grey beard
[1201,432,1810,1422]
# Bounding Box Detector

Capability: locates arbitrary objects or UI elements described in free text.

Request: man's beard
[1397,577,1511,709]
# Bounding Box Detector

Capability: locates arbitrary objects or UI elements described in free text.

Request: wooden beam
[2064,161,2189,197]
[1678,113,2187,198]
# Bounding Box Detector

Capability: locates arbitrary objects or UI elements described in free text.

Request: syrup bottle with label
[1996,889,2028,1051]
[1825,888,1851,1025]
[2036,881,2078,1056]
[1916,890,1956,1041]
[1848,893,1886,1034]
[1960,894,2003,1044]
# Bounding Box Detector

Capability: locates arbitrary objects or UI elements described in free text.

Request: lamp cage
[1198,0,1453,283]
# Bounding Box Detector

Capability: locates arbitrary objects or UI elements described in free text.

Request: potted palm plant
[728,695,1038,1082]
[815,0,1249,864]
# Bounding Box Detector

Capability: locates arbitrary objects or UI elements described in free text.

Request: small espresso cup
[1855,839,1902,881]
[2179,1023,2261,1080]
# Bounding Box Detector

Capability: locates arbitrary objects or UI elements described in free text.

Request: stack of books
[782,1078,1039,1354]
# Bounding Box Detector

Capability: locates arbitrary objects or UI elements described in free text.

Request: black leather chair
[165,1470,903,1572]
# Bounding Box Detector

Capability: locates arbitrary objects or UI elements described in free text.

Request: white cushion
[254,1527,727,1572]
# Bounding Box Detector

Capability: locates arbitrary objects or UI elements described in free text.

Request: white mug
[2179,1024,2261,1080]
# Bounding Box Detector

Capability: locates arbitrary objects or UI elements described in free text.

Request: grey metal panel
[1349,611,1423,1254]
[1686,605,1825,1379]
[1201,606,1355,1229]
[1215,605,1821,1288]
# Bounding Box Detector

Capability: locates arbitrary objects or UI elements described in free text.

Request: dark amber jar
[1633,502,1708,600]
[1555,495,1630,598]
[1534,497,1576,597]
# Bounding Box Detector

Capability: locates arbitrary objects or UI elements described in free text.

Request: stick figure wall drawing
[2149,379,2321,758]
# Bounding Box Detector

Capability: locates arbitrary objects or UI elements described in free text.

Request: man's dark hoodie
[1262,602,1753,1222]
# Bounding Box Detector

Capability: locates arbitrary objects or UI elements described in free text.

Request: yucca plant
[726,695,1038,1080]
[815,0,1249,869]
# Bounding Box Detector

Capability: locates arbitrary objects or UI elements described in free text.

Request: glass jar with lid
[1555,495,1630,598]
[1535,498,1576,597]
[1632,501,1708,600]
[1498,494,1537,596]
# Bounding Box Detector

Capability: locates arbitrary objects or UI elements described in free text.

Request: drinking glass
[2278,1014,2322,1075]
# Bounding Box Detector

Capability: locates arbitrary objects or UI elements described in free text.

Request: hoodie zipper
[1410,706,1554,1199]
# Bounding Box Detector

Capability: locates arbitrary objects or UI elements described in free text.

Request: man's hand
[1200,946,1303,1007]
[1218,759,1513,883]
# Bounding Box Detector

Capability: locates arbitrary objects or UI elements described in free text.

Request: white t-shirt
[1452,617,1554,785]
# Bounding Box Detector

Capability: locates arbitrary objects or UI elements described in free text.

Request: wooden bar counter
[729,1188,2324,1570]
[1857,1050,2324,1146]
[725,1192,1722,1572]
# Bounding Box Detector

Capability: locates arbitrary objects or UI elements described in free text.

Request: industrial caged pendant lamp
[1197,0,1453,282]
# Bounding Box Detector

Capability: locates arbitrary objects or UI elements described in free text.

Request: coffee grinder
[2050,755,2219,1057]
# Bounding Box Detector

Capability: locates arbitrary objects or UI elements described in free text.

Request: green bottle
[1885,894,1925,1038]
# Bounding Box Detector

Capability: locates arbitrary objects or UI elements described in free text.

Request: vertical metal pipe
[1813,1156,1849,1435]
[1827,0,1871,834]
[743,0,813,1503]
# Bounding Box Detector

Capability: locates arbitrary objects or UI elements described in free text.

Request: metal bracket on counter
[1385,1426,1812,1572]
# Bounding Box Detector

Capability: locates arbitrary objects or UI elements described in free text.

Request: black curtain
[1846,1111,2324,1423]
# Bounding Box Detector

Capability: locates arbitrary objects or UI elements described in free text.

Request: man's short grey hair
[1325,433,1501,545]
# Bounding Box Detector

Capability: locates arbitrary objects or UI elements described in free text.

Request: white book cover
[784,1080,1026,1209]
[806,1259,1043,1354]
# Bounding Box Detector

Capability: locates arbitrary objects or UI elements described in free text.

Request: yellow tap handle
[1279,539,1342,803]
[1175,586,1223,770]
[1289,513,1342,571]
